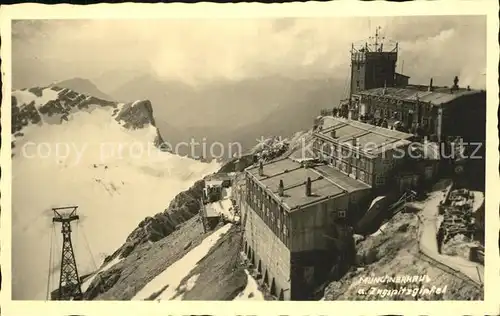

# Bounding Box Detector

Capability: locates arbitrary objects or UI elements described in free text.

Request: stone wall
[242,200,291,300]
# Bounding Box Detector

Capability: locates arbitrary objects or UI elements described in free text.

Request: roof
[316,116,414,156]
[246,158,370,211]
[357,86,483,106]
[395,72,410,78]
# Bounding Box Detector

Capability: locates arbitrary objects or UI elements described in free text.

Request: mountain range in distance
[50,77,115,101]
[51,72,346,160]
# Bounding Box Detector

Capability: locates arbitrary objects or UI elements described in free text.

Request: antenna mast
[52,206,83,300]
[369,26,385,52]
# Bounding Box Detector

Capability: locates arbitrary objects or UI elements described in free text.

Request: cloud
[12,16,486,89]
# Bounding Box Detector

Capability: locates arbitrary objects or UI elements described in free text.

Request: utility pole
[52,206,83,300]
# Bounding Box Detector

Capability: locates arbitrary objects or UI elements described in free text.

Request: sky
[12,15,486,90]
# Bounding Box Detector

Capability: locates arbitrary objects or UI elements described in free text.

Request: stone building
[352,83,486,143]
[349,26,400,96]
[347,27,486,148]
[312,116,415,191]
[242,157,371,300]
[240,26,486,301]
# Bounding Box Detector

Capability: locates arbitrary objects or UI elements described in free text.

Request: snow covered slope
[11,86,220,300]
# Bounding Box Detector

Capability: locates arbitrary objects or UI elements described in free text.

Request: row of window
[375,175,387,186]
[313,139,373,173]
[315,154,373,186]
[245,176,290,247]
[367,99,433,114]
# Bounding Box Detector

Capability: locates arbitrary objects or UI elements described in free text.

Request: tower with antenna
[350,26,399,95]
[51,206,83,300]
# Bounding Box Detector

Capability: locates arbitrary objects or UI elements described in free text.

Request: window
[376,176,386,186]
[357,80,360,88]
[338,210,347,218]
[350,166,357,177]
[324,144,331,155]
[259,190,264,209]
[270,212,274,224]
[365,172,372,184]
[362,157,369,170]
[359,170,366,182]
[277,218,281,230]
[283,224,288,236]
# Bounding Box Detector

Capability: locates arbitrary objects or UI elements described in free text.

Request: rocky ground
[85,216,247,300]
[82,133,310,300]
[79,130,485,302]
[179,223,247,300]
[324,212,482,301]
[107,179,206,262]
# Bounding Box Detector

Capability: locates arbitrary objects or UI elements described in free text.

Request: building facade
[240,27,486,301]
[352,84,486,143]
[312,116,414,190]
[242,158,371,300]
[349,31,399,96]
[241,117,418,300]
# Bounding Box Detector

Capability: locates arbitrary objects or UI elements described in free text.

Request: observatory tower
[350,26,399,95]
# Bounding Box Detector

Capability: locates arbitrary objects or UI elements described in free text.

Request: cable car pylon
[51,206,83,300]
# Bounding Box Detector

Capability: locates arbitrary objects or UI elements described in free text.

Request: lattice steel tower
[52,206,83,300]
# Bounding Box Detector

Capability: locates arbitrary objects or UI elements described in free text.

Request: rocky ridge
[11,86,165,148]
[84,133,306,299]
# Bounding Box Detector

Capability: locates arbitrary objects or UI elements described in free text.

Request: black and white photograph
[3,4,496,306]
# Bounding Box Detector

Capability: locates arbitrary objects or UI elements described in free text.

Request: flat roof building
[242,156,372,300]
[311,116,414,190]
[352,83,486,145]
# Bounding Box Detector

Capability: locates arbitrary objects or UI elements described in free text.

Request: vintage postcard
[0,1,499,316]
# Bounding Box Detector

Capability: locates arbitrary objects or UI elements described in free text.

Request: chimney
[330,130,337,139]
[278,179,284,197]
[258,161,264,176]
[353,138,359,147]
[305,177,312,196]
[452,76,459,91]
[428,78,433,92]
[382,81,387,95]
